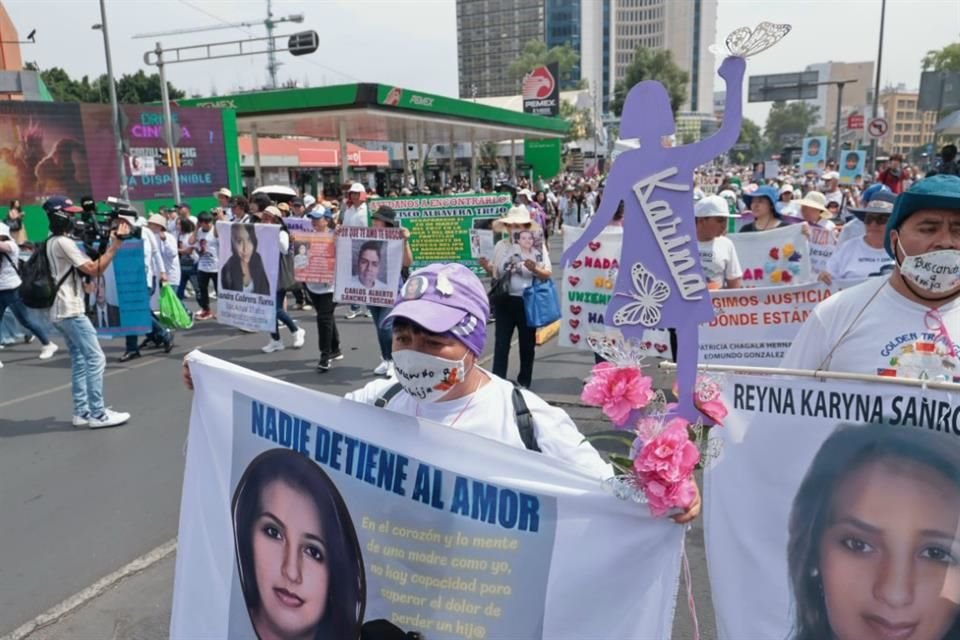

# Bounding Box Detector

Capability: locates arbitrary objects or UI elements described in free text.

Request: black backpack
[19,239,75,309]
[375,382,541,452]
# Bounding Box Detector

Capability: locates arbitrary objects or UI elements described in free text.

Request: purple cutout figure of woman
[563,56,746,423]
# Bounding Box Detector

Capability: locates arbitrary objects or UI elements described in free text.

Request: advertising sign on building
[522,63,560,117]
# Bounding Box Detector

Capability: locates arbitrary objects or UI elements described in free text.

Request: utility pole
[155,42,181,205]
[869,0,887,169]
[266,0,277,89]
[833,80,856,162]
[96,0,128,200]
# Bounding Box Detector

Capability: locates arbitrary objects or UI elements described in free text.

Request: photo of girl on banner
[216,221,279,332]
[801,136,828,173]
[232,448,366,640]
[788,423,960,640]
[839,150,866,186]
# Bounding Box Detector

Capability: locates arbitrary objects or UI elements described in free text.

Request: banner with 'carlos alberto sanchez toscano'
[171,353,685,640]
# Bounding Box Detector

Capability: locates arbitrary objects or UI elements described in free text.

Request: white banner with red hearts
[560,226,672,357]
[728,224,813,287]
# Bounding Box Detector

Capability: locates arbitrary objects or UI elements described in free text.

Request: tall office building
[803,61,875,133]
[457,0,716,115]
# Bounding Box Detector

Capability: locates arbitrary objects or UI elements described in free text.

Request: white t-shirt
[824,237,894,281]
[346,370,612,479]
[824,189,844,205]
[837,217,865,245]
[699,236,743,289]
[47,235,90,320]
[156,230,181,287]
[781,278,960,381]
[195,227,219,273]
[342,203,368,228]
[0,240,21,290]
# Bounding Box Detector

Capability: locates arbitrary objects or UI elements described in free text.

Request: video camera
[74,195,141,259]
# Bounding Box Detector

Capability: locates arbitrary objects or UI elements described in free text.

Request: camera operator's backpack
[19,240,74,309]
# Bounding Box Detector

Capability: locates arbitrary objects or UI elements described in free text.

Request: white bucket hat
[492,205,537,232]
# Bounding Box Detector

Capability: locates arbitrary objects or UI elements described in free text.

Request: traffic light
[176,151,184,168]
[157,149,171,166]
[288,31,319,56]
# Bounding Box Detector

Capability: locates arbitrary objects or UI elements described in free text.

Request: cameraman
[45,197,130,429]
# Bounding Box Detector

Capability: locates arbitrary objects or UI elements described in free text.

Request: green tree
[609,47,689,117]
[25,62,184,103]
[922,38,960,71]
[763,101,820,149]
[730,117,765,163]
[559,99,594,142]
[507,40,581,89]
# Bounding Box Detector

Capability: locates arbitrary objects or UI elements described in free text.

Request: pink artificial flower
[633,420,700,517]
[581,362,655,427]
[672,375,727,427]
[699,398,728,425]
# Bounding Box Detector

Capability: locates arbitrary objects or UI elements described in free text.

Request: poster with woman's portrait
[217,222,280,332]
[334,226,404,307]
[705,372,960,640]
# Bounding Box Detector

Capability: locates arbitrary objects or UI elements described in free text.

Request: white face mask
[898,239,960,296]
[392,349,470,403]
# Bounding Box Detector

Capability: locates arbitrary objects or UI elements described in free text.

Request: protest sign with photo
[800,135,827,173]
[171,353,684,640]
[369,194,511,275]
[468,229,495,261]
[704,372,960,640]
[334,226,404,307]
[216,222,280,332]
[729,224,812,287]
[839,149,866,185]
[807,224,837,273]
[698,281,857,366]
[290,227,336,284]
[87,238,152,338]
[559,226,672,357]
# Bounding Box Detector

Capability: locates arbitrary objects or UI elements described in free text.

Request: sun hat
[277,202,290,213]
[261,205,282,220]
[147,213,167,228]
[694,195,740,218]
[349,182,365,194]
[372,205,398,226]
[795,191,830,217]
[778,184,794,197]
[385,263,489,357]
[742,185,779,211]
[214,187,232,199]
[822,171,839,181]
[492,205,536,232]
[884,174,960,257]
[848,190,896,221]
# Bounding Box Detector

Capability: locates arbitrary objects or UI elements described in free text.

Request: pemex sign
[522,63,560,117]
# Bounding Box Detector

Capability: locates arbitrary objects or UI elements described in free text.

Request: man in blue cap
[782,175,960,380]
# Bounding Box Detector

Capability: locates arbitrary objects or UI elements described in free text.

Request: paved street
[0,250,713,639]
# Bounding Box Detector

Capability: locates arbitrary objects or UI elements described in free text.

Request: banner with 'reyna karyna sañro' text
[705,372,960,640]
[171,353,684,640]
[369,194,511,276]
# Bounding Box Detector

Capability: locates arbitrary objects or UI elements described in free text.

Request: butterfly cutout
[724,22,792,58]
[612,262,671,328]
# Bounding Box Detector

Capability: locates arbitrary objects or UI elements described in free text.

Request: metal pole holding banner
[156,42,181,204]
[869,0,886,169]
[97,0,128,200]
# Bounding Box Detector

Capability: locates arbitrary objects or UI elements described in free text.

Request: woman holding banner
[232,448,365,640]
[259,207,307,354]
[788,423,960,640]
[305,209,343,373]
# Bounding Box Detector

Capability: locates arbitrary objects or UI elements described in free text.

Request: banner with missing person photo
[334,226,405,307]
[171,352,685,640]
[216,222,280,333]
[704,372,960,640]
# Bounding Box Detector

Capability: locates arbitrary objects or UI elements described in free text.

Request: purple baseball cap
[386,263,490,356]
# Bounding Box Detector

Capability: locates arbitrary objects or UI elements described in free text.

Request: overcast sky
[5,0,959,125]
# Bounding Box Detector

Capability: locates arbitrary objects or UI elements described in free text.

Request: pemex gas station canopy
[175,83,567,144]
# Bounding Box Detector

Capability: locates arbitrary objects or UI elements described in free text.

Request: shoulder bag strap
[512,386,540,452]
[374,382,405,408]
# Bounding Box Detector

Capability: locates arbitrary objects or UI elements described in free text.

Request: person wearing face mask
[781,175,960,381]
[343,262,702,524]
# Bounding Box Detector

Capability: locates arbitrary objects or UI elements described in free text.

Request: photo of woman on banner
[221,223,271,295]
[232,448,365,640]
[788,423,960,640]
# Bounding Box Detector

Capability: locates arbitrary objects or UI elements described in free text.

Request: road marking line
[0,334,243,410]
[1,538,177,640]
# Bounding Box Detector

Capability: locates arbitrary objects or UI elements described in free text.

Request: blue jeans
[54,315,106,418]
[368,304,393,361]
[271,289,299,340]
[177,263,199,301]
[0,288,50,344]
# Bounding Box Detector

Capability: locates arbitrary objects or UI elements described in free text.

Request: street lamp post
[869,0,887,169]
[94,0,128,200]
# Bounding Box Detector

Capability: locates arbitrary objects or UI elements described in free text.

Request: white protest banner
[704,372,960,640]
[171,353,684,640]
[335,227,404,307]
[216,222,280,332]
[699,282,838,366]
[729,224,812,287]
[560,225,671,357]
[807,225,837,274]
